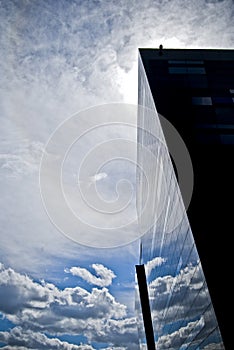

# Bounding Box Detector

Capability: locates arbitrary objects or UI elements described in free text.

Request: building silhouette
[136,48,234,349]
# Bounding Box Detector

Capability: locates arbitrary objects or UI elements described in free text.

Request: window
[215,107,234,123]
[212,97,233,104]
[188,67,206,74]
[216,124,234,129]
[188,60,204,65]
[169,67,187,74]
[188,75,208,88]
[192,97,212,105]
[220,134,234,144]
[168,60,205,74]
[168,60,204,65]
[168,60,187,64]
[193,107,215,122]
[197,124,234,130]
[169,67,205,74]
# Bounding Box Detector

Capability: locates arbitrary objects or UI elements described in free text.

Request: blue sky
[0,0,234,349]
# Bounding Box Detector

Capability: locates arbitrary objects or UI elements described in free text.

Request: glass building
[136,48,234,349]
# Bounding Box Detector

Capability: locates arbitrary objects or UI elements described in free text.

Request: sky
[0,0,234,349]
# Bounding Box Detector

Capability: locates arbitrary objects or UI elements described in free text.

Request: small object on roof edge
[159,44,163,55]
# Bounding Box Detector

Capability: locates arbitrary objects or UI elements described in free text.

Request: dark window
[193,106,215,123]
[169,67,205,74]
[169,67,187,74]
[212,97,233,105]
[215,107,234,123]
[168,60,204,65]
[192,97,212,105]
[220,134,234,144]
[188,75,208,88]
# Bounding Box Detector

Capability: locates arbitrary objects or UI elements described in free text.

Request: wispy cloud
[145,256,166,277]
[0,1,233,347]
[1,0,234,271]
[65,263,116,287]
[89,172,108,183]
[0,140,43,177]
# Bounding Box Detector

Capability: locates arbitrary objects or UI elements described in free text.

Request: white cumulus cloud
[65,263,116,287]
[0,326,94,350]
[0,263,139,348]
[145,256,166,277]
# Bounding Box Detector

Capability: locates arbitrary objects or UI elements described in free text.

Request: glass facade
[135,52,225,349]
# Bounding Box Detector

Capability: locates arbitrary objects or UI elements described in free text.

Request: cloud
[156,317,205,349]
[65,264,116,287]
[0,263,125,324]
[0,1,233,347]
[149,262,208,324]
[139,260,222,347]
[0,140,44,177]
[145,256,166,277]
[0,326,95,350]
[91,318,140,349]
[0,0,234,272]
[0,263,139,348]
[155,315,224,349]
[138,266,223,350]
[89,172,108,183]
[0,263,51,315]
[203,342,225,350]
